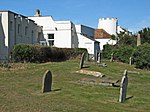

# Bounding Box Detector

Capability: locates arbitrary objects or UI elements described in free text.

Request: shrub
[12,44,87,63]
[64,48,87,59]
[102,44,115,59]
[13,44,34,62]
[114,46,135,63]
[132,43,150,70]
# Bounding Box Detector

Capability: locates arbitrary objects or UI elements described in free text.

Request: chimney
[35,9,40,17]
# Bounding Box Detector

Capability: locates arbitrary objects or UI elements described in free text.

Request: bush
[114,46,135,63]
[12,44,87,63]
[102,44,115,59]
[132,43,150,70]
[13,44,34,62]
[63,48,87,59]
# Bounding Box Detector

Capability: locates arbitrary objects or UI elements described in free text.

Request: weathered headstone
[97,51,102,63]
[119,70,128,103]
[137,33,141,46]
[42,70,52,93]
[95,50,98,63]
[110,52,114,62]
[86,53,90,62]
[129,57,132,65]
[79,52,86,69]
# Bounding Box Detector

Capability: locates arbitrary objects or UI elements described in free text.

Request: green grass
[0,60,150,112]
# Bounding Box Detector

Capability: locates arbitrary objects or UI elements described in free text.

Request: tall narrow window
[48,34,54,46]
[31,30,34,37]
[25,26,28,35]
[18,24,20,34]
[10,21,13,31]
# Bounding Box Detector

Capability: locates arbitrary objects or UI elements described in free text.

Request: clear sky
[1,0,150,32]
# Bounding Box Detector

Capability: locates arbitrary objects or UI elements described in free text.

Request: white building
[96,17,129,50]
[29,10,100,55]
[75,25,100,55]
[98,18,118,35]
[29,11,78,48]
[0,10,44,61]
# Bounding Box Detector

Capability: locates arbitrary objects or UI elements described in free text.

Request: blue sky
[1,0,150,32]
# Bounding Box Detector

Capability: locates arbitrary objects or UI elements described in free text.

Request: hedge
[12,44,87,63]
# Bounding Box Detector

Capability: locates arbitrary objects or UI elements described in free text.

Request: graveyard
[0,59,150,112]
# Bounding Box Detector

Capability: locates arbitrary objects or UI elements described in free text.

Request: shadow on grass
[52,88,62,92]
[113,84,120,87]
[126,96,134,101]
[82,66,90,69]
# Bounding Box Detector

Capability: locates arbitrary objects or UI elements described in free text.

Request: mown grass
[0,60,150,112]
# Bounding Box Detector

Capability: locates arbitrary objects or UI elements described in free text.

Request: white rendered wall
[78,33,94,54]
[0,11,42,60]
[95,39,116,50]
[29,16,56,30]
[0,12,9,60]
[98,18,118,35]
[75,24,100,55]
[29,16,78,48]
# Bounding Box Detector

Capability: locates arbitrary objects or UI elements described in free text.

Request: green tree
[132,43,150,70]
[117,32,136,47]
[139,27,150,44]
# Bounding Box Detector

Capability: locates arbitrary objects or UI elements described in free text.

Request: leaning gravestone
[97,51,102,63]
[42,70,52,93]
[129,57,132,65]
[119,70,128,103]
[110,52,114,62]
[79,52,86,69]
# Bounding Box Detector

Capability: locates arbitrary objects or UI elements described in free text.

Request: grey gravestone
[119,70,128,103]
[79,52,86,69]
[97,51,102,63]
[95,50,98,63]
[110,52,114,62]
[86,53,90,62]
[129,57,132,65]
[137,34,141,46]
[42,70,52,93]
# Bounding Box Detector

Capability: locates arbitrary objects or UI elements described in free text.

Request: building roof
[94,29,111,39]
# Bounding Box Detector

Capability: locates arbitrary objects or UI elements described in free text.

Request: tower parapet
[98,17,118,35]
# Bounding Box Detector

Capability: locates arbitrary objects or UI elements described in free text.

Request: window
[18,24,21,34]
[47,34,54,46]
[31,30,34,37]
[48,34,54,39]
[10,21,13,30]
[48,40,54,46]
[25,26,28,35]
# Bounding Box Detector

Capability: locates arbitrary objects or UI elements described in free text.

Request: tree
[132,43,150,70]
[139,27,150,44]
[117,32,136,47]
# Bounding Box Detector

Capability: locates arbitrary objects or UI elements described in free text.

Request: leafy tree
[132,43,150,70]
[139,27,150,44]
[117,32,136,47]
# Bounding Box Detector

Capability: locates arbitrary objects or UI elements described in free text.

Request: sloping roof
[94,29,111,39]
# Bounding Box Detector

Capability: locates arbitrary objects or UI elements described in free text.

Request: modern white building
[75,25,100,55]
[0,10,44,61]
[29,10,100,55]
[28,10,78,48]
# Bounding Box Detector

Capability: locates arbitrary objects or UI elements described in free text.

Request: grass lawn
[0,60,150,112]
